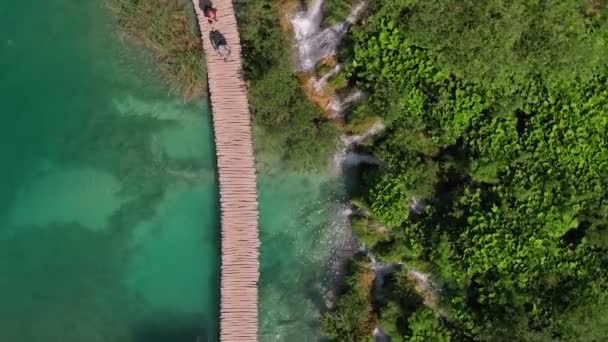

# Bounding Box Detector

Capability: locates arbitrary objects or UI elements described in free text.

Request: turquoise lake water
[0,1,219,340]
[0,1,343,341]
[259,174,344,341]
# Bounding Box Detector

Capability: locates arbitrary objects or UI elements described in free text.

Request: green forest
[322,0,608,341]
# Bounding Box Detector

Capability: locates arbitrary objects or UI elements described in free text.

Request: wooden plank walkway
[191,1,259,341]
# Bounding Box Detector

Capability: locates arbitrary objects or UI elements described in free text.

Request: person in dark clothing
[209,29,226,49]
[209,29,230,61]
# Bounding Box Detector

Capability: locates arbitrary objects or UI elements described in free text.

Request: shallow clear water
[0,1,219,341]
[258,173,347,342]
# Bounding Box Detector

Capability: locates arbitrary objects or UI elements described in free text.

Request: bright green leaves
[370,176,411,227]
[340,1,608,340]
[407,307,451,342]
[542,210,580,240]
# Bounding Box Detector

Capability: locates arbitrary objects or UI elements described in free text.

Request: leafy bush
[336,1,608,340]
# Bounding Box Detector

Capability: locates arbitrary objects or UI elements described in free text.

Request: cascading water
[339,204,356,218]
[344,151,382,167]
[298,22,348,71]
[326,89,366,119]
[346,2,367,24]
[332,120,385,175]
[373,326,390,342]
[340,203,368,219]
[341,121,386,147]
[310,64,342,95]
[407,269,440,309]
[332,150,382,175]
[408,270,433,291]
[290,0,324,40]
[331,148,348,176]
[280,1,387,338]
[409,197,425,214]
[292,1,367,71]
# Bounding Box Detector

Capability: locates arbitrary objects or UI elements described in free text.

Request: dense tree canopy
[361,0,608,86]
[324,0,608,340]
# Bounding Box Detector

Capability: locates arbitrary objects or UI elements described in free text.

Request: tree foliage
[321,259,377,342]
[328,0,608,340]
[235,0,337,171]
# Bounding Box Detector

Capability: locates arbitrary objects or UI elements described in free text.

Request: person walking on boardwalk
[209,29,230,61]
[199,0,218,24]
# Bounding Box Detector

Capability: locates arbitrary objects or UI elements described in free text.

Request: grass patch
[108,0,206,99]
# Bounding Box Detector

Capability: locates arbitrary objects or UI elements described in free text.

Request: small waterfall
[326,89,366,119]
[344,151,382,167]
[370,254,403,304]
[292,1,367,71]
[339,204,355,218]
[291,0,324,40]
[310,64,342,95]
[331,119,385,176]
[409,197,425,214]
[331,148,348,175]
[339,203,365,218]
[345,1,367,24]
[408,270,432,291]
[373,326,390,342]
[297,22,348,71]
[407,270,439,308]
[332,150,382,176]
[288,0,391,330]
[341,121,386,148]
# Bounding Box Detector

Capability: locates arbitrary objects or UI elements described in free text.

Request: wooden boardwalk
[191,1,259,341]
